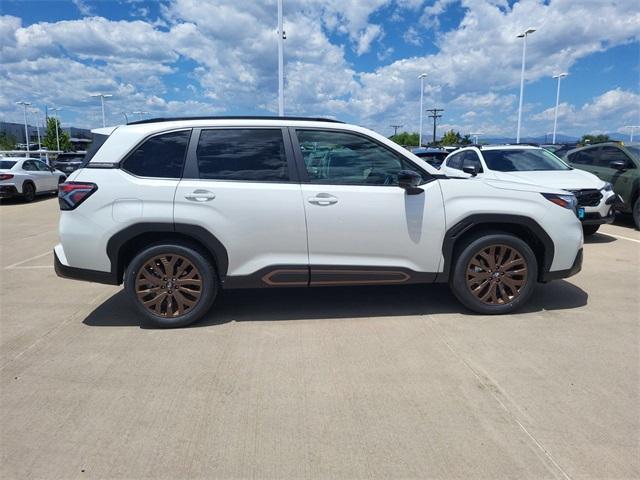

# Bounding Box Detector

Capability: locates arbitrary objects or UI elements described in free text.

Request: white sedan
[0,158,67,202]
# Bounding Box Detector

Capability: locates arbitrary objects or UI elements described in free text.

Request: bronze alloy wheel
[134,254,203,317]
[466,244,528,305]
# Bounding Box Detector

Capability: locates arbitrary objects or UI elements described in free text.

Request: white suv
[55,117,583,327]
[440,145,621,235]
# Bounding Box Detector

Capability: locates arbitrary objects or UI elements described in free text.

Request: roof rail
[127,115,344,125]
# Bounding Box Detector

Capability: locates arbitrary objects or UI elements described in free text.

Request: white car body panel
[300,181,445,272]
[174,180,308,276]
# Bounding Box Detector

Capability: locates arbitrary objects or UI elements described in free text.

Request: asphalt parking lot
[0,196,638,479]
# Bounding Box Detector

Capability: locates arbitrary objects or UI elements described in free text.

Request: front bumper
[541,248,583,282]
[579,191,623,225]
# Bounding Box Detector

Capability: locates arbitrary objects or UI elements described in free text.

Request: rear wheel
[124,243,218,328]
[22,182,35,202]
[450,233,537,314]
[582,224,600,236]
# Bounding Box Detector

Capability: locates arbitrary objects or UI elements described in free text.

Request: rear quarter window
[122,130,191,178]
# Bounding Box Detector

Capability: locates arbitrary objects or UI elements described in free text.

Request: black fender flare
[106,223,229,283]
[439,214,554,282]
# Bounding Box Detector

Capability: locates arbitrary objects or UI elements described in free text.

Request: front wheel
[124,243,218,328]
[582,224,600,236]
[633,198,639,230]
[450,234,538,314]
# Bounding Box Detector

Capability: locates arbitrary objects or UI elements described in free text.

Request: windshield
[0,160,17,169]
[483,149,571,172]
[55,155,84,162]
[625,146,640,159]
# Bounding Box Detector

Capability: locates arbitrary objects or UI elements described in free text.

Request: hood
[490,169,605,190]
[480,178,567,196]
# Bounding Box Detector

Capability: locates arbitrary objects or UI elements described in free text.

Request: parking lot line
[601,233,640,244]
[4,251,52,270]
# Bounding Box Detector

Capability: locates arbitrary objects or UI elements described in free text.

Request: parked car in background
[411,147,449,169]
[542,144,577,158]
[55,116,583,327]
[0,158,66,202]
[564,142,639,229]
[52,152,86,175]
[441,145,622,235]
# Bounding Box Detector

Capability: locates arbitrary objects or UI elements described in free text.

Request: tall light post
[30,108,42,151]
[418,73,428,147]
[516,27,536,143]
[50,107,61,152]
[623,125,640,142]
[91,93,112,127]
[277,0,285,116]
[16,101,31,154]
[551,72,568,144]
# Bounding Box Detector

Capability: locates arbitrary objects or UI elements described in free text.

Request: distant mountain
[478,132,631,145]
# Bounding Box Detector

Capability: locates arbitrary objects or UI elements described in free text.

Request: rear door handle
[185,189,216,202]
[308,194,338,206]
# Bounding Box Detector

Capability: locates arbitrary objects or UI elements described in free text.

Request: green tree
[43,117,72,151]
[461,134,472,145]
[0,132,17,150]
[440,129,462,146]
[580,134,610,145]
[390,131,420,147]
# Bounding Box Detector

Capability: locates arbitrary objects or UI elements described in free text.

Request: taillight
[58,182,97,210]
[0,174,14,181]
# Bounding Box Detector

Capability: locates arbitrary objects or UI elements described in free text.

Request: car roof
[127,115,344,126]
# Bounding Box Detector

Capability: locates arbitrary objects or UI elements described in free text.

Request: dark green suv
[565,142,640,229]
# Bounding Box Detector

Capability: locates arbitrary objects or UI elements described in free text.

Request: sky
[0,0,638,139]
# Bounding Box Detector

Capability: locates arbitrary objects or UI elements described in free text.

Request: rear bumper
[54,248,118,285]
[0,185,19,198]
[541,248,583,282]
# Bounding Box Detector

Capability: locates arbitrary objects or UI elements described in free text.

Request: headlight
[602,182,613,192]
[541,192,577,211]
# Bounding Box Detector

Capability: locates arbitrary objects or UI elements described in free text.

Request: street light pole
[277,0,285,116]
[623,125,640,142]
[516,28,536,143]
[552,72,568,144]
[418,73,427,147]
[16,101,31,154]
[30,108,42,151]
[50,107,61,152]
[91,93,112,127]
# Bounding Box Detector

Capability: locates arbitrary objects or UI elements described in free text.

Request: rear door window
[122,130,190,178]
[196,129,289,182]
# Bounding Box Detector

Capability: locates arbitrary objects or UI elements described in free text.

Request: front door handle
[185,189,216,202]
[308,193,338,206]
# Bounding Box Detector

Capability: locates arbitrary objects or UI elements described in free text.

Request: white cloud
[403,26,423,46]
[72,0,94,17]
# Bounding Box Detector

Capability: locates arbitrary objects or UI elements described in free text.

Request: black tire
[633,198,639,230]
[582,224,600,236]
[124,243,218,328]
[22,182,35,202]
[450,233,538,315]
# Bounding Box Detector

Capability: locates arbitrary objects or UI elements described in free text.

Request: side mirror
[49,166,56,172]
[398,170,423,195]
[609,160,626,171]
[462,165,478,177]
